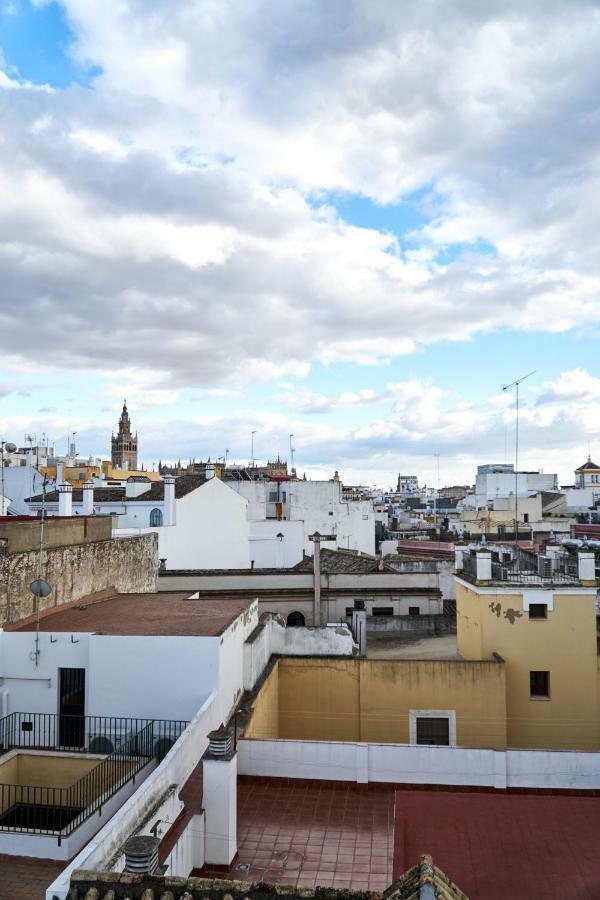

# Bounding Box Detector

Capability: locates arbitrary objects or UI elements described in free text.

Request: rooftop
[293,549,395,574]
[7,592,254,637]
[26,473,207,504]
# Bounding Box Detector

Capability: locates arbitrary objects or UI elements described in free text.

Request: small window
[268,491,278,502]
[372,607,393,616]
[282,491,286,502]
[409,606,420,616]
[149,508,163,527]
[523,513,529,523]
[530,671,550,698]
[529,604,547,619]
[416,717,450,746]
[345,607,354,617]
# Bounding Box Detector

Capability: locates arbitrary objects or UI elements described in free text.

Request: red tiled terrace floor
[395,790,600,900]
[0,854,64,900]
[201,777,395,892]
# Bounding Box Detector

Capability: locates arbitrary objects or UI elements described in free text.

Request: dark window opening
[523,513,529,523]
[416,717,450,746]
[529,604,547,619]
[409,606,420,616]
[372,607,393,616]
[287,611,305,627]
[345,607,354,617]
[149,507,163,527]
[530,670,550,698]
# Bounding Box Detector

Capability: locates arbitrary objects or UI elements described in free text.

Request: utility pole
[250,431,257,468]
[502,370,536,548]
[433,453,440,535]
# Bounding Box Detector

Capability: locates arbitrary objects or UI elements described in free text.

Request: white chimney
[58,482,73,517]
[475,549,492,582]
[56,462,63,484]
[205,463,215,480]
[578,551,596,584]
[163,475,176,526]
[82,481,94,515]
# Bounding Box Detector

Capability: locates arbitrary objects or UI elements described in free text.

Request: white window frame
[409,709,457,747]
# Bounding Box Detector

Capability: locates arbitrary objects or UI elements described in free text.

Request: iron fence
[0,713,189,840]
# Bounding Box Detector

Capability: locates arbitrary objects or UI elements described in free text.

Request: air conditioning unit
[537,556,552,577]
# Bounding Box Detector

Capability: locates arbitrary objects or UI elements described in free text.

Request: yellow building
[456,548,599,750]
[245,548,600,754]
[245,656,507,749]
[40,460,161,488]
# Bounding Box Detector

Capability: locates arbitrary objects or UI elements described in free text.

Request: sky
[1,0,600,490]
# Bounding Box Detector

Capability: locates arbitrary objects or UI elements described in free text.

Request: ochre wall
[457,581,600,750]
[245,664,280,740]
[248,657,507,749]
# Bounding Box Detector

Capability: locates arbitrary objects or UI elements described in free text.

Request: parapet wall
[0,515,112,552]
[0,533,158,625]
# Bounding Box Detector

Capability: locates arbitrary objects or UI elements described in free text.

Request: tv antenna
[502,370,536,547]
[289,434,295,472]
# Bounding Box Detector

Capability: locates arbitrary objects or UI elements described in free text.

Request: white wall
[87,635,219,721]
[475,471,558,503]
[248,520,306,568]
[157,478,250,569]
[231,479,375,565]
[1,466,52,515]
[238,738,600,791]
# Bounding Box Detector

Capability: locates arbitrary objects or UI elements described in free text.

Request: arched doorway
[287,611,305,627]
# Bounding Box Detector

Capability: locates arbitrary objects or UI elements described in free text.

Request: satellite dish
[3,443,16,453]
[30,579,52,598]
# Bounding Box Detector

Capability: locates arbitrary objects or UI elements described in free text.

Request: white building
[474,464,558,504]
[0,465,52,515]
[26,472,251,570]
[228,477,375,566]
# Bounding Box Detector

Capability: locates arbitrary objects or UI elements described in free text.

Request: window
[268,491,278,502]
[523,513,529,523]
[282,491,286,502]
[416,717,450,746]
[345,607,354,617]
[530,671,550,698]
[287,611,305,627]
[409,709,456,746]
[372,607,393,616]
[529,604,547,619]
[409,606,420,616]
[149,508,163,527]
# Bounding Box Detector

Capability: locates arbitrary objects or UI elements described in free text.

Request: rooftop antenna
[250,431,257,469]
[289,434,295,472]
[502,370,536,547]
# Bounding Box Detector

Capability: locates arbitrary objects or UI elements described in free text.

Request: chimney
[58,482,72,517]
[163,475,175,526]
[578,551,596,585]
[122,835,159,875]
[475,549,492,582]
[82,481,94,516]
[205,463,215,480]
[203,731,237,866]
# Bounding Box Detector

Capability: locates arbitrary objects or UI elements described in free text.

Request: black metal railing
[0,713,189,839]
[0,712,188,756]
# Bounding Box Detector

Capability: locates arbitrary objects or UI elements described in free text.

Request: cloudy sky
[1,0,599,488]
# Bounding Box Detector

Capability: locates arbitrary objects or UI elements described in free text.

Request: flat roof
[8,592,254,637]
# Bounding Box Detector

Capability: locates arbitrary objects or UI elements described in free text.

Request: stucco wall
[245,664,279,740]
[0,517,112,553]
[457,579,600,750]
[0,533,158,626]
[250,657,506,749]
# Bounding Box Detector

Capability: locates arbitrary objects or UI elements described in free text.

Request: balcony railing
[0,713,189,841]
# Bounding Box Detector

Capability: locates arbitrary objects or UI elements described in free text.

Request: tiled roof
[386,855,467,900]
[293,548,394,574]
[576,458,600,472]
[26,474,206,504]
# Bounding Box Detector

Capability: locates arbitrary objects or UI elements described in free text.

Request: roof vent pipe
[122,835,159,874]
[207,729,232,757]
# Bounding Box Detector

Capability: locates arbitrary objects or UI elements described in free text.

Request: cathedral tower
[111,400,138,471]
